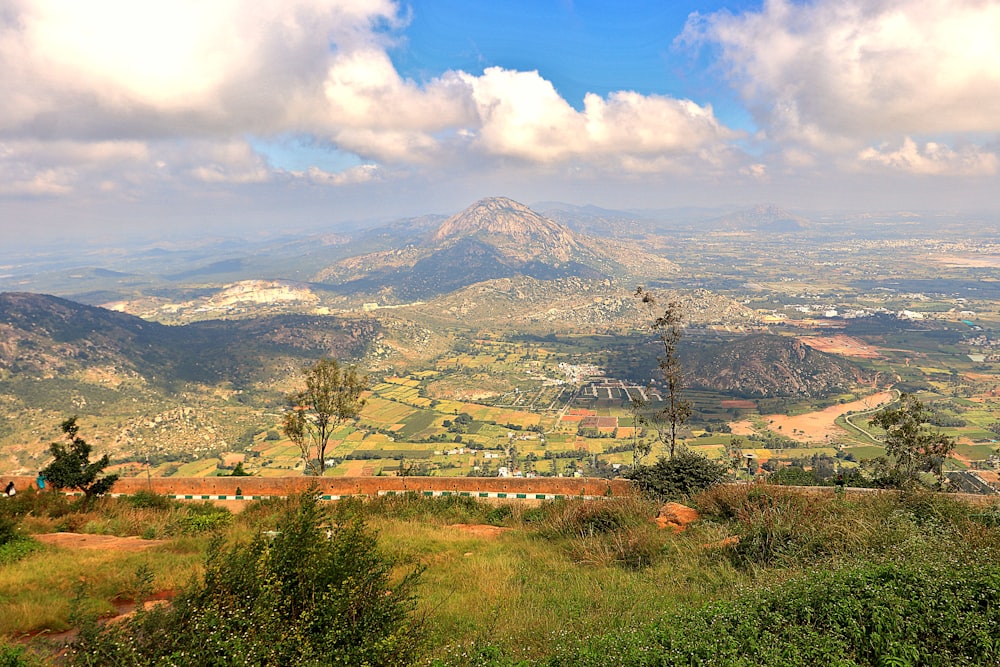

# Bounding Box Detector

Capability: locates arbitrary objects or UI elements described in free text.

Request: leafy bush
[0,643,36,667]
[628,451,727,501]
[548,560,1000,666]
[123,490,175,510]
[0,515,39,565]
[69,490,424,666]
[0,487,73,520]
[0,515,17,547]
[178,512,232,534]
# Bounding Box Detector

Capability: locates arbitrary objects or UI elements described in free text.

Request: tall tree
[869,393,955,486]
[41,417,118,503]
[636,287,691,459]
[283,359,368,476]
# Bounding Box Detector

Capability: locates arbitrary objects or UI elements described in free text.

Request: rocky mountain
[685,334,869,398]
[432,198,583,259]
[314,197,677,301]
[0,292,378,389]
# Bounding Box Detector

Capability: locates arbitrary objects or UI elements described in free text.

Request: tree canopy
[283,358,368,476]
[869,393,955,486]
[40,417,118,501]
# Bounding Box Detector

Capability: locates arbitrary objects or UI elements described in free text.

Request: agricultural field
[57,322,992,483]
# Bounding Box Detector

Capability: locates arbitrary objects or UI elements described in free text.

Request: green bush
[69,490,424,666]
[0,536,39,565]
[628,451,727,501]
[178,512,232,534]
[0,487,73,520]
[0,643,35,667]
[0,515,17,547]
[123,490,175,510]
[548,560,1000,666]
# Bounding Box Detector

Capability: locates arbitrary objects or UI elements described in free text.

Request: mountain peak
[432,197,578,248]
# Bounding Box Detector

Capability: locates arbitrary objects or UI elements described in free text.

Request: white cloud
[0,0,402,137]
[858,137,998,175]
[188,141,272,184]
[686,0,1000,173]
[295,164,381,185]
[741,163,768,179]
[0,1,741,178]
[462,68,736,169]
[0,139,150,196]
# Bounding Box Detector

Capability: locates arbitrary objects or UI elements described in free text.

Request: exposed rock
[686,333,870,398]
[653,502,700,531]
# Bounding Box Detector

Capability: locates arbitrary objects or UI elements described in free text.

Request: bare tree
[283,359,368,476]
[636,287,691,460]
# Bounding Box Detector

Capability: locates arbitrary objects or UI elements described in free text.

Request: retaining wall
[2,475,996,505]
[1,475,634,501]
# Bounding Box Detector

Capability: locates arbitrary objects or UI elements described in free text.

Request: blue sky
[2,0,1000,247]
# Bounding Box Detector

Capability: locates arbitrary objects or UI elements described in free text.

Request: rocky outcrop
[654,502,700,531]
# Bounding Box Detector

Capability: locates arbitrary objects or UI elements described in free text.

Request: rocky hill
[0,292,378,389]
[313,197,677,300]
[685,334,869,398]
[410,280,758,334]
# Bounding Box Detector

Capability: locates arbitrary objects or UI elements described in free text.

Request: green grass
[3,488,1000,665]
[843,445,886,460]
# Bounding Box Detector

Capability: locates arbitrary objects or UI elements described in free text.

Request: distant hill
[0,292,378,389]
[706,204,811,233]
[313,197,677,300]
[685,334,869,398]
[537,202,655,237]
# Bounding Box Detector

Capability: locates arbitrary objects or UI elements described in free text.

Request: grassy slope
[2,488,999,665]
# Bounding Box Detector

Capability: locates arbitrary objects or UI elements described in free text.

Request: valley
[2,198,999,488]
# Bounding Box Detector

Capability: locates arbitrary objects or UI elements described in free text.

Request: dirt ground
[731,391,895,443]
[32,533,167,551]
[800,334,882,358]
[449,524,508,538]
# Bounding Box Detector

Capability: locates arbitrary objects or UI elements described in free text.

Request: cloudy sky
[3,0,1000,247]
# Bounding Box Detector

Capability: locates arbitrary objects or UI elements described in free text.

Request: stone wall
[1,475,635,500]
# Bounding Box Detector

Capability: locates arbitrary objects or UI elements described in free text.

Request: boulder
[654,502,700,531]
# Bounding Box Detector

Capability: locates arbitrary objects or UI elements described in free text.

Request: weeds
[3,488,999,665]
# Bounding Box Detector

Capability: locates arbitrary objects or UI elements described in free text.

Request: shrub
[123,490,175,510]
[0,515,17,547]
[548,560,1000,666]
[69,489,424,666]
[568,525,664,570]
[365,493,495,525]
[0,487,73,520]
[0,643,35,667]
[628,451,727,501]
[533,498,650,539]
